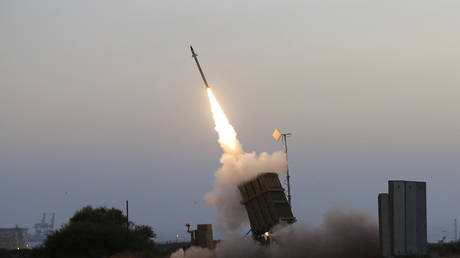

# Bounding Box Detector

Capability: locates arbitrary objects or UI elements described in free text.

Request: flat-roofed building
[0,227,28,250]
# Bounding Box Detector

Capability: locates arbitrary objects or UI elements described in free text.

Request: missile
[190,46,210,88]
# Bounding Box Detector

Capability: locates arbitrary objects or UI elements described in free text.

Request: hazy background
[1,0,459,242]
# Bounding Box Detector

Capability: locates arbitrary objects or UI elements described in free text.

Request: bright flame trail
[188,46,288,233]
[206,88,240,153]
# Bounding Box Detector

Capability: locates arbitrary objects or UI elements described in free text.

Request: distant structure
[29,213,55,248]
[378,180,427,257]
[0,226,28,250]
[238,172,295,241]
[185,223,214,249]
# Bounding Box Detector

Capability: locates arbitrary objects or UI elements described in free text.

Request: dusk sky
[1,1,459,242]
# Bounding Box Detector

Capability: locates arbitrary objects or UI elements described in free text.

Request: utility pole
[455,218,458,241]
[126,200,129,232]
[273,128,292,206]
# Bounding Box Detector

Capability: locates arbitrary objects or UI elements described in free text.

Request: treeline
[34,206,157,258]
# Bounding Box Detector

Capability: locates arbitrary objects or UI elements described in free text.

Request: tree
[35,206,156,258]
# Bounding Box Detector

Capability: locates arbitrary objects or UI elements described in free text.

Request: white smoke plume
[203,87,288,231]
[203,121,287,231]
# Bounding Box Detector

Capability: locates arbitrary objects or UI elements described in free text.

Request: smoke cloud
[171,205,379,258]
[191,88,379,257]
[268,204,380,258]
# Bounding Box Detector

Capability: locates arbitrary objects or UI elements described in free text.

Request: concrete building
[0,227,28,250]
[378,180,427,257]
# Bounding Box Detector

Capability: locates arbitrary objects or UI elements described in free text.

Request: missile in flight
[190,46,210,88]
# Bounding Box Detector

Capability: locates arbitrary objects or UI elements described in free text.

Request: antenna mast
[273,128,292,206]
[126,200,129,232]
[282,133,292,206]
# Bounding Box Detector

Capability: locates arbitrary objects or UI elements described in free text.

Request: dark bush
[34,206,156,258]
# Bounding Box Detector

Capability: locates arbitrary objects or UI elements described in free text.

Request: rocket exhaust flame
[190,46,286,232]
[190,46,240,152]
[206,88,240,153]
